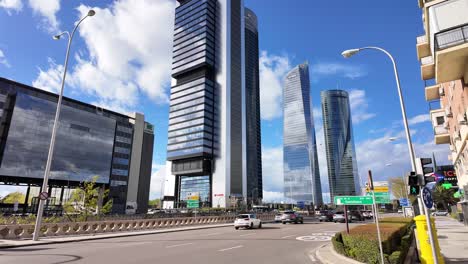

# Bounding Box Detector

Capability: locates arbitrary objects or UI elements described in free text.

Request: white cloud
[0,49,10,68]
[349,89,376,124]
[259,51,291,120]
[262,146,283,193]
[262,191,284,203]
[311,62,367,80]
[32,58,63,93]
[28,0,60,33]
[149,164,166,200]
[0,0,23,14]
[408,114,430,126]
[33,0,175,111]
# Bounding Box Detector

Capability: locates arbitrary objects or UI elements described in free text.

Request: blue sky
[0,0,449,202]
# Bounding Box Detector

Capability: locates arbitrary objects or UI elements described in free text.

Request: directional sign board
[365,192,390,204]
[399,198,410,207]
[187,200,199,208]
[334,196,374,205]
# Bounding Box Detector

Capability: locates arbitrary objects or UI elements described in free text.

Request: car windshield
[284,211,295,214]
[237,215,249,219]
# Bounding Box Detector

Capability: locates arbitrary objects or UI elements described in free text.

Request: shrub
[332,232,345,255]
[389,251,401,264]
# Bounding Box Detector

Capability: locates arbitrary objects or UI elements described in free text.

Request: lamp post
[341,47,416,172]
[32,10,96,242]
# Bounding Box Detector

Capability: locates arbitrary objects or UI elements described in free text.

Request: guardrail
[0,214,275,240]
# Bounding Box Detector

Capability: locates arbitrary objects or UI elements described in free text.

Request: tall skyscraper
[321,90,360,203]
[164,0,251,208]
[283,62,322,206]
[244,8,262,205]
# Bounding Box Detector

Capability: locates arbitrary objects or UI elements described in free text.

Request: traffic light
[409,185,420,195]
[417,158,434,175]
[407,171,420,196]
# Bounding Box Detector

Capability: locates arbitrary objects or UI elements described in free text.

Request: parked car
[274,213,282,223]
[398,209,403,214]
[333,212,352,223]
[350,211,364,221]
[281,211,304,224]
[234,214,262,229]
[319,212,333,222]
[362,210,373,219]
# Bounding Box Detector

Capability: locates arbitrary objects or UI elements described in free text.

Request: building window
[436,116,445,125]
[112,169,128,176]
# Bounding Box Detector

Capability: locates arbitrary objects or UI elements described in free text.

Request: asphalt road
[0,219,358,264]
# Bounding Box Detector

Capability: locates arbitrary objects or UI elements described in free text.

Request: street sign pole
[369,170,385,264]
[422,187,438,264]
[344,205,349,234]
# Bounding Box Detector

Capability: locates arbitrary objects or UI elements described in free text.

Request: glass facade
[178,175,210,207]
[283,63,322,205]
[0,92,115,184]
[321,90,360,203]
[245,8,262,203]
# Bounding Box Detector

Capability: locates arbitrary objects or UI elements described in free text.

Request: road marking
[239,232,256,237]
[296,233,334,242]
[165,242,194,248]
[200,232,221,236]
[218,245,244,252]
[309,253,317,262]
[281,235,295,239]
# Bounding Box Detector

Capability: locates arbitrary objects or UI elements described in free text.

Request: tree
[148,199,161,208]
[390,177,406,199]
[432,185,459,211]
[63,176,112,221]
[0,191,25,204]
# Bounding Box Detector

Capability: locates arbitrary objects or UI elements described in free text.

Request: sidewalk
[435,216,468,263]
[315,243,363,264]
[0,223,232,249]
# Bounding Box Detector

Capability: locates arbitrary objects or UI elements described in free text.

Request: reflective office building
[0,78,154,214]
[164,0,261,208]
[283,63,322,206]
[321,90,360,203]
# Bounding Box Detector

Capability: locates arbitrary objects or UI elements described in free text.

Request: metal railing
[435,23,468,51]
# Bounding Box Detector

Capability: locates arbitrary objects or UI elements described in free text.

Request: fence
[0,214,275,240]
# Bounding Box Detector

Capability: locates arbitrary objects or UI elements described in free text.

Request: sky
[0,0,450,203]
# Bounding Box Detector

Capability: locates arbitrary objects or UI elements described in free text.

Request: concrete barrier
[0,214,274,240]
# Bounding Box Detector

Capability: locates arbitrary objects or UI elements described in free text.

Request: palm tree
[432,185,459,211]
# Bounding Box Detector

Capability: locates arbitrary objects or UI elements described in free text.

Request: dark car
[281,211,304,224]
[350,211,365,221]
[318,211,333,222]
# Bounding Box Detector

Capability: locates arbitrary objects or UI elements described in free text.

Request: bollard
[414,215,444,264]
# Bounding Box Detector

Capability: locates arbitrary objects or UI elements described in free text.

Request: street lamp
[342,47,417,172]
[32,10,96,242]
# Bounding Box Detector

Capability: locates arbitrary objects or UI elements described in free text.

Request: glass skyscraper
[321,90,360,203]
[283,63,322,206]
[164,0,260,208]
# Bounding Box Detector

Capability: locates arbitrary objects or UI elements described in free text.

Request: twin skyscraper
[283,63,360,206]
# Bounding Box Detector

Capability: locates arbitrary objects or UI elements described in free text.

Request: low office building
[416,0,468,221]
[0,77,154,214]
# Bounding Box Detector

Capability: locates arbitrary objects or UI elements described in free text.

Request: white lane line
[165,242,194,248]
[200,232,221,236]
[239,233,256,237]
[281,235,295,239]
[218,245,244,252]
[309,253,317,262]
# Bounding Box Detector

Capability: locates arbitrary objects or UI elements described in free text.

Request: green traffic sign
[187,200,199,208]
[334,196,374,205]
[366,192,390,204]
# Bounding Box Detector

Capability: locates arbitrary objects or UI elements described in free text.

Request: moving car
[434,210,449,216]
[362,210,373,219]
[274,213,282,223]
[281,211,304,224]
[318,211,333,222]
[350,211,364,221]
[333,212,352,223]
[234,214,262,229]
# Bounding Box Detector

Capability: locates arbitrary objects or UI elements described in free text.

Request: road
[0,218,358,264]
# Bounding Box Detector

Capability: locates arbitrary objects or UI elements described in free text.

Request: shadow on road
[0,253,83,264]
[0,247,55,252]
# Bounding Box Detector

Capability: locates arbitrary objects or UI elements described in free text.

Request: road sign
[375,194,391,204]
[334,196,374,205]
[187,200,199,208]
[297,201,305,209]
[374,181,389,187]
[399,198,409,207]
[373,186,389,193]
[39,192,49,200]
[422,187,433,209]
[187,192,199,201]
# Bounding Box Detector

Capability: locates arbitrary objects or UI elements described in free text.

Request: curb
[0,220,276,249]
[0,224,232,249]
[316,243,364,264]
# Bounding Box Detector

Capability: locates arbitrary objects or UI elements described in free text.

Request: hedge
[332,217,414,264]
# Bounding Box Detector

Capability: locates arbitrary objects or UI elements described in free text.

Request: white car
[234,214,262,229]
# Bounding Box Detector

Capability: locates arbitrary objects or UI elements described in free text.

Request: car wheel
[319,220,322,222]
[250,223,253,229]
[235,227,239,230]
[259,223,262,229]
[282,222,286,224]
[301,220,304,224]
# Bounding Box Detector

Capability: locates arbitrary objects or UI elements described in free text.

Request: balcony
[421,56,435,80]
[425,84,443,101]
[434,23,468,83]
[430,106,450,144]
[417,35,431,59]
[434,125,451,144]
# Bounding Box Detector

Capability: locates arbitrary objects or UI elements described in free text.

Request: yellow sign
[374,186,389,193]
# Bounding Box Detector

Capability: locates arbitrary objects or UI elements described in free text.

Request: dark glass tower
[244,8,262,205]
[283,63,322,206]
[321,90,360,203]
